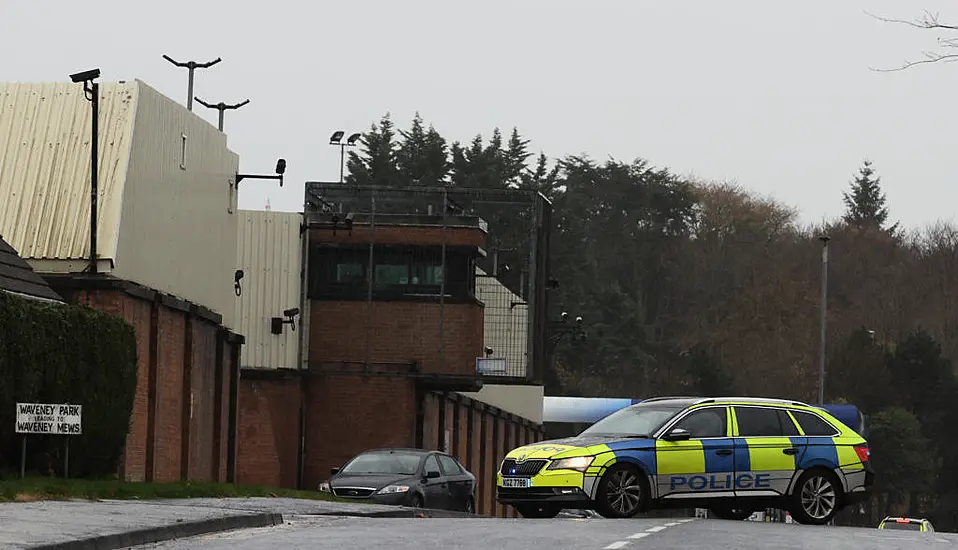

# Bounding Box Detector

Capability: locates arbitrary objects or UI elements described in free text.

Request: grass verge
[0,477,346,503]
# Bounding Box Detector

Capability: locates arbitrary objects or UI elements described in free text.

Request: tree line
[344,112,958,530]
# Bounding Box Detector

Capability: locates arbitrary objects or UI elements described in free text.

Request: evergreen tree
[345,113,401,186]
[842,159,897,232]
[395,112,449,187]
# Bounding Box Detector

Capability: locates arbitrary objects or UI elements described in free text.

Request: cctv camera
[484,346,494,356]
[560,312,569,321]
[234,269,244,282]
[575,316,583,325]
[283,307,300,318]
[70,69,101,83]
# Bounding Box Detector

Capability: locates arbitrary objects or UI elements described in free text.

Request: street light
[817,235,830,405]
[70,68,101,274]
[329,130,362,183]
[161,55,222,111]
[194,97,250,132]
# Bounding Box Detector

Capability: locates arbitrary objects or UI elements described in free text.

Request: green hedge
[0,291,137,477]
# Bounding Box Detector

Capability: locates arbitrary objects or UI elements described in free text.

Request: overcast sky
[3,0,957,230]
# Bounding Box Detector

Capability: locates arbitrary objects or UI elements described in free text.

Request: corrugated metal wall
[0,81,137,266]
[234,210,304,370]
[113,80,240,326]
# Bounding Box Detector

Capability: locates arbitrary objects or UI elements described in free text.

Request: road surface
[131,515,958,549]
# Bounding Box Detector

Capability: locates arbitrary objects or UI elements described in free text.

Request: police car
[496,396,874,525]
[878,516,934,532]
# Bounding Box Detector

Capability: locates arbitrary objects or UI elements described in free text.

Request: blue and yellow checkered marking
[701,439,735,473]
[799,436,840,470]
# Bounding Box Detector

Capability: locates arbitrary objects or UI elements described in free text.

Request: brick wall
[301,373,418,491]
[50,278,242,485]
[154,306,186,482]
[236,376,301,488]
[310,301,482,377]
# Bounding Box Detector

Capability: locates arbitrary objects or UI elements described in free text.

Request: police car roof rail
[707,396,811,407]
[641,396,702,402]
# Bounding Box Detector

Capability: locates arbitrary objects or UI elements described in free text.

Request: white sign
[16,403,82,435]
[476,358,507,375]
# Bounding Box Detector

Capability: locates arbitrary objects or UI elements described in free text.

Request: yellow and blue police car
[878,516,934,532]
[497,396,874,524]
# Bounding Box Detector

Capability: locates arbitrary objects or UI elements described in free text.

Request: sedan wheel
[595,464,649,519]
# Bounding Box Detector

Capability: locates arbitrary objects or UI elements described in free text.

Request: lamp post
[70,68,101,274]
[817,235,830,405]
[547,311,587,356]
[329,131,362,183]
[161,55,222,111]
[194,97,250,132]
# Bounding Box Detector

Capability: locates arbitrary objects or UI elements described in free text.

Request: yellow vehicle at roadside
[878,517,934,532]
[497,396,874,524]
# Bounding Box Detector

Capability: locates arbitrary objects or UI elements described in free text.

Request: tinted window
[672,407,727,438]
[792,410,838,436]
[579,404,685,437]
[735,407,794,437]
[437,455,462,475]
[423,455,441,476]
[340,451,423,475]
[778,410,800,436]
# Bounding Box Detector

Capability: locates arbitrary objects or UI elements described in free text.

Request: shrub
[0,291,137,477]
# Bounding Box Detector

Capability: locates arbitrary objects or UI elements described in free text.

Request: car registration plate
[501,477,531,488]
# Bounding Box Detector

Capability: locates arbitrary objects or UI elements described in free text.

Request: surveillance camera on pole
[70,68,102,274]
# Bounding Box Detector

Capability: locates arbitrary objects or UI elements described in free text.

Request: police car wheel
[790,469,841,525]
[595,463,650,519]
[514,504,561,518]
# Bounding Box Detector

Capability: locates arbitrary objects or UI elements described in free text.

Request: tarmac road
[131,515,958,549]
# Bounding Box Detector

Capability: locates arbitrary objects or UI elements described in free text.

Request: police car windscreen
[883,521,922,531]
[578,404,684,437]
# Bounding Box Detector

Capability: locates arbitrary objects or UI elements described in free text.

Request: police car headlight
[547,456,594,472]
[377,485,410,495]
[318,482,331,492]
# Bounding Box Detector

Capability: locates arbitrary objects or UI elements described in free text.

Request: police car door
[731,406,803,497]
[655,406,736,499]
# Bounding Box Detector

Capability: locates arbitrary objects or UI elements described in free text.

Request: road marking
[664,522,681,526]
[604,542,630,549]
[627,532,650,539]
[646,525,667,532]
[678,518,694,523]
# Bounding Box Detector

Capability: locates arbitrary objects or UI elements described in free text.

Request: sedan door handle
[783,448,799,455]
[715,449,733,456]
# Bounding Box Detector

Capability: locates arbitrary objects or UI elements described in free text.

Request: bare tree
[867,10,958,71]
